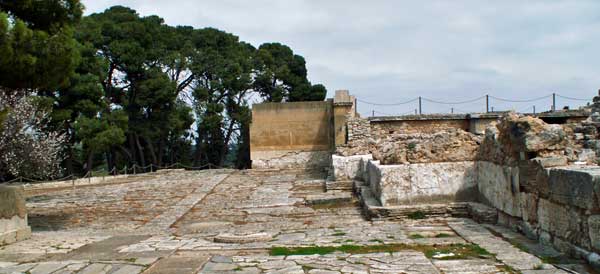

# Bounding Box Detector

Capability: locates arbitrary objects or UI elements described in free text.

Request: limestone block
[546,167,600,210]
[331,154,372,181]
[368,160,477,206]
[538,198,589,249]
[519,192,538,224]
[0,186,31,246]
[251,150,331,169]
[589,215,600,252]
[375,163,410,206]
[468,202,498,224]
[476,161,522,218]
[533,156,567,168]
[409,161,477,201]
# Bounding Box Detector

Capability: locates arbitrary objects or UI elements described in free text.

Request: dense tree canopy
[0,0,82,90]
[0,3,327,180]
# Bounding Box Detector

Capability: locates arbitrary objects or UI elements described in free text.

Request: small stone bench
[0,185,31,245]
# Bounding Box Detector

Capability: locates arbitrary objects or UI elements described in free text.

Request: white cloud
[82,0,600,116]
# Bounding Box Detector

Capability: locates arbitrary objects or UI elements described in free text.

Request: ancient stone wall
[333,109,600,266]
[370,116,470,135]
[250,101,334,169]
[336,116,372,156]
[478,161,600,266]
[0,186,31,246]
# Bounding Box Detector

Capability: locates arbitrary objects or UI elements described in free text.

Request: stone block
[546,167,600,210]
[251,150,331,169]
[0,186,31,246]
[589,215,600,253]
[368,160,477,206]
[468,202,498,224]
[533,156,567,168]
[331,154,372,181]
[519,192,538,224]
[538,198,589,249]
[476,161,522,218]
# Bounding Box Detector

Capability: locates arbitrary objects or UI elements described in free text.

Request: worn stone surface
[0,169,575,273]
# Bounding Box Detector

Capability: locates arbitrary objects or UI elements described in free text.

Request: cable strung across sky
[357,93,589,106]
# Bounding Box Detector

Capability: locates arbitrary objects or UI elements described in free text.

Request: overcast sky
[82,0,600,116]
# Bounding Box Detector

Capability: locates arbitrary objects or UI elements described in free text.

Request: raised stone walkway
[0,169,592,273]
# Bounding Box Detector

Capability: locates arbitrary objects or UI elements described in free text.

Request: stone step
[356,184,497,221]
[305,191,353,205]
[325,180,353,192]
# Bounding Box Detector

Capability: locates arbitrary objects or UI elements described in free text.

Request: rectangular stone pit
[366,160,477,206]
[0,185,31,246]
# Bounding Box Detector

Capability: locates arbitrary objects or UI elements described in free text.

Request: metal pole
[533,105,536,115]
[486,95,489,113]
[418,96,422,115]
[451,107,454,114]
[552,93,556,112]
[372,110,374,117]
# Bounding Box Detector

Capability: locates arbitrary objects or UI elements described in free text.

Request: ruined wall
[336,116,371,156]
[478,162,600,265]
[250,101,333,169]
[0,186,31,246]
[370,115,470,135]
[332,105,600,266]
[476,113,600,266]
[372,129,481,165]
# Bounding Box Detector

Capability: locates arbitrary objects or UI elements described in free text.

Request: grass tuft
[435,233,451,238]
[269,243,493,261]
[407,211,427,220]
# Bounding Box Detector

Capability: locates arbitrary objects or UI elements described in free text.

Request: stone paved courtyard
[0,169,594,273]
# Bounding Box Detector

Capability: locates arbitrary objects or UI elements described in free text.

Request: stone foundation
[0,186,31,246]
[477,161,600,268]
[251,150,331,169]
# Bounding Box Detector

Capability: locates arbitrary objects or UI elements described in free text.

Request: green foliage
[0,3,326,176]
[254,43,326,102]
[407,211,427,219]
[409,234,425,239]
[270,243,492,259]
[0,0,82,90]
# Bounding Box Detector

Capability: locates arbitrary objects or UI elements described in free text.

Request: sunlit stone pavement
[0,169,588,273]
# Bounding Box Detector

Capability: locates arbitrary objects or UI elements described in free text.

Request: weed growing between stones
[496,264,521,273]
[409,234,425,239]
[269,243,493,260]
[434,233,451,238]
[407,211,427,219]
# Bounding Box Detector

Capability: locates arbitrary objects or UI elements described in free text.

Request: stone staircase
[353,180,498,223]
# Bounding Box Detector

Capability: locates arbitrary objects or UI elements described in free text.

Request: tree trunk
[143,135,158,166]
[157,138,165,166]
[134,133,146,168]
[86,150,94,173]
